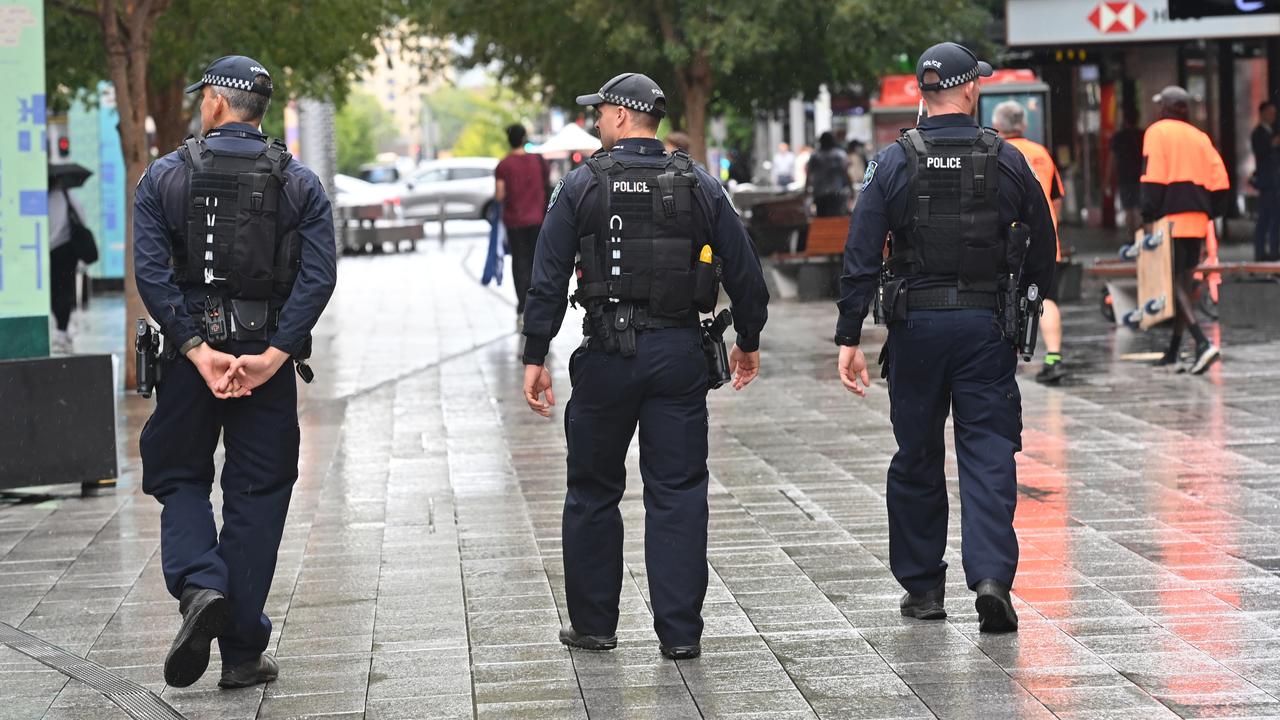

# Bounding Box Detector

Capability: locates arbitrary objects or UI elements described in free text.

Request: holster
[876,277,908,325]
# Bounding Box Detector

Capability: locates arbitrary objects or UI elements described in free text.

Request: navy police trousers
[562,327,710,647]
[140,340,298,667]
[885,310,1021,595]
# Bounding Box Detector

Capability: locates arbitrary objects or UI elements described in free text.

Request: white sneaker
[1190,343,1220,375]
[51,330,73,354]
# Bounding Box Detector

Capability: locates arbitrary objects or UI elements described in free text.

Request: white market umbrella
[532,123,602,158]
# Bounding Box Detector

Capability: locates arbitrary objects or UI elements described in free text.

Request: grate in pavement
[0,622,186,720]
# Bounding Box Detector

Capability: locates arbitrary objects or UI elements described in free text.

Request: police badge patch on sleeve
[861,160,878,191]
[547,179,564,211]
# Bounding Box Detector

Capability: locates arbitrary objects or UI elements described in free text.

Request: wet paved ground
[3,227,1280,719]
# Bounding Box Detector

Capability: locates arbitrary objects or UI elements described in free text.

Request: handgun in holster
[702,308,734,390]
[135,318,165,398]
[1017,284,1043,362]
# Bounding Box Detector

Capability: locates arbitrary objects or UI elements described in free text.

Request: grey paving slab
[5,235,1280,719]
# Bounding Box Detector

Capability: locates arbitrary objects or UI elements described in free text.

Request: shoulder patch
[547,179,564,211]
[860,160,878,191]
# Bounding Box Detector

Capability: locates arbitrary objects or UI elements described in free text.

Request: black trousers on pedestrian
[1255,189,1280,260]
[140,339,299,667]
[49,242,77,331]
[562,328,710,646]
[507,224,540,314]
[885,310,1021,595]
[814,193,849,217]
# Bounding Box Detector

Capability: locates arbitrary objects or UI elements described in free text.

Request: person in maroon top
[495,124,550,326]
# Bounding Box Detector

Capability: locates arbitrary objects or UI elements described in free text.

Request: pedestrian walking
[496,123,550,329]
[1250,101,1279,261]
[47,175,89,353]
[993,100,1069,385]
[1141,86,1228,373]
[521,72,769,660]
[1110,109,1144,240]
[807,132,851,216]
[773,142,796,187]
[134,55,337,689]
[846,139,868,206]
[835,42,1057,633]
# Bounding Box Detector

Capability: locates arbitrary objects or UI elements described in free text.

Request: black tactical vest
[174,136,300,301]
[889,127,1005,291]
[572,149,713,321]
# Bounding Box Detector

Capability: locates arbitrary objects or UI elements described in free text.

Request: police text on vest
[926,157,962,169]
[613,180,649,193]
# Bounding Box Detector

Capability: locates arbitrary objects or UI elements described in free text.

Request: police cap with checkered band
[916,42,993,92]
[576,73,666,118]
[184,55,273,98]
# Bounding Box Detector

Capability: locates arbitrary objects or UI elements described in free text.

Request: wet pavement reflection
[1,234,1279,719]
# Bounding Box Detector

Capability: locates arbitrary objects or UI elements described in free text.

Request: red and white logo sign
[1088,2,1148,34]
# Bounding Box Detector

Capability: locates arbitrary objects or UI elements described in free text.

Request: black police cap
[185,55,273,98]
[916,42,993,92]
[576,73,666,118]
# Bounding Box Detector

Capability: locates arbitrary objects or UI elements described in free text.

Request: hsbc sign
[1008,0,1280,45]
[1087,2,1148,33]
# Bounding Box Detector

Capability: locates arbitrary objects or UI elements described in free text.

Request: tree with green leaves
[336,92,400,175]
[44,0,400,386]
[413,0,991,162]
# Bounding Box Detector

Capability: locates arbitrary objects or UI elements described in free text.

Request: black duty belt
[906,287,998,310]
[586,304,699,335]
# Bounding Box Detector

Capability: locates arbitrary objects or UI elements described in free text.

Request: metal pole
[439,196,447,245]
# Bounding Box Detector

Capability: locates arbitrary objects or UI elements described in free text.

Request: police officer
[134,55,337,688]
[521,73,769,659]
[835,43,1056,633]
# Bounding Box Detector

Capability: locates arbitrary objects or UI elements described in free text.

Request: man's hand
[523,364,555,417]
[225,347,290,394]
[838,345,871,397]
[728,345,760,391]
[188,343,246,399]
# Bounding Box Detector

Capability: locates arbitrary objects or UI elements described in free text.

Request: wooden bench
[771,217,850,301]
[776,216,850,263]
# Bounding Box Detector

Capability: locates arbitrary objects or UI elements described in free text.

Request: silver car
[399,157,498,221]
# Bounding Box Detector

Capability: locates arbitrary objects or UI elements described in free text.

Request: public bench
[769,217,849,301]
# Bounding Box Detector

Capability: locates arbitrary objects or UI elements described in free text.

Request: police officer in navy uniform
[134,55,336,688]
[521,73,769,659]
[835,43,1055,632]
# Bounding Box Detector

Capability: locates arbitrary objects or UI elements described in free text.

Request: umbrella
[48,162,93,189]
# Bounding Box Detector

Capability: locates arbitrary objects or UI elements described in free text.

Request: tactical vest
[572,149,713,331]
[174,136,300,301]
[889,127,1005,292]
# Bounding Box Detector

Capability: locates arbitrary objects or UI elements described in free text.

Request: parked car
[357,154,417,185]
[398,157,497,221]
[333,173,403,218]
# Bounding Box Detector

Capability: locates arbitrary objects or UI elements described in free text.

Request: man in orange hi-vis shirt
[993,101,1068,384]
[1141,86,1229,374]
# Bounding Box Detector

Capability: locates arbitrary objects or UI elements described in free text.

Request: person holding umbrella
[47,162,97,353]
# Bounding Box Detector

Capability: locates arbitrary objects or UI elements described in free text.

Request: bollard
[439,196,448,246]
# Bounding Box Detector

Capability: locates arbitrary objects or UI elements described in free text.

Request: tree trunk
[675,51,713,165]
[99,0,170,389]
[150,73,189,154]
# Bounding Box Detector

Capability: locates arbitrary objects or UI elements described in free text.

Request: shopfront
[1006,0,1280,229]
